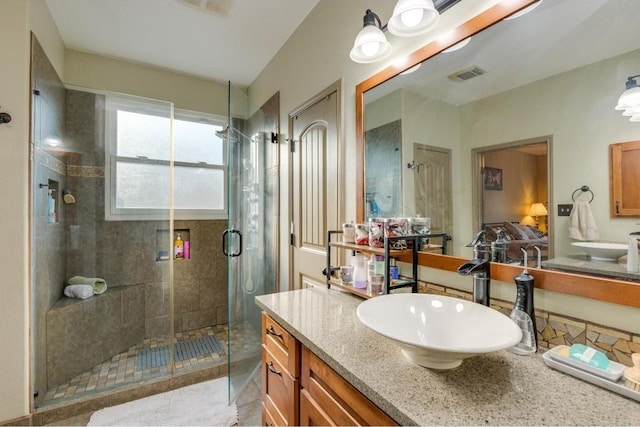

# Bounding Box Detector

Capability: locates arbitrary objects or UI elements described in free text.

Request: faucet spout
[467,230,486,248]
[457,258,491,306]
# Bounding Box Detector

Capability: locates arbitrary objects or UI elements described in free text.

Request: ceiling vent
[177,0,233,17]
[448,65,487,82]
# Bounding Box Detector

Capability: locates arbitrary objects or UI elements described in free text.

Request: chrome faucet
[457,230,491,306]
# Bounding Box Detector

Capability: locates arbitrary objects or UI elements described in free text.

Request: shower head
[215,126,228,139]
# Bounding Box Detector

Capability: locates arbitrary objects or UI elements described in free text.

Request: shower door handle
[222,229,242,257]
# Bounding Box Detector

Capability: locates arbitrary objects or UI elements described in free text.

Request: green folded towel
[67,276,107,295]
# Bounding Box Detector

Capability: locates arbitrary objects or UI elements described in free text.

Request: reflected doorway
[473,137,553,264]
[412,144,452,238]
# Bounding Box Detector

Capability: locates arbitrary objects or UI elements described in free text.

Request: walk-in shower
[30,34,278,416]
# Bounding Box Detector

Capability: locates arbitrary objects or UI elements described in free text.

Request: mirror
[358,0,640,258]
[356,0,640,305]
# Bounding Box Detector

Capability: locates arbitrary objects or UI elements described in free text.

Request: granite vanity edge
[254,294,417,425]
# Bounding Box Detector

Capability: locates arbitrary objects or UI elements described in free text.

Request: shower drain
[136,335,224,370]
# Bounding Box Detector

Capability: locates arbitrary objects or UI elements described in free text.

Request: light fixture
[388,0,439,37]
[442,36,470,53]
[529,203,548,229]
[400,63,422,75]
[349,10,392,64]
[615,75,640,121]
[350,0,440,64]
[504,0,542,20]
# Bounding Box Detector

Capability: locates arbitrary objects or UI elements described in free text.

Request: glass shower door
[226,82,275,402]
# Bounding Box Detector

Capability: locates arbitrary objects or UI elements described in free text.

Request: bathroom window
[105,95,227,220]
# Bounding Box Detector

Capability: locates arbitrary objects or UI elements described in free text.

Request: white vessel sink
[571,242,628,261]
[356,293,522,370]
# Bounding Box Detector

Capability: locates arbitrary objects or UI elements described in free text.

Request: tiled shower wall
[64,89,229,339]
[365,120,402,218]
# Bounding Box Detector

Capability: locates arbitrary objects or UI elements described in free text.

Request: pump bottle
[174,233,184,260]
[508,249,537,355]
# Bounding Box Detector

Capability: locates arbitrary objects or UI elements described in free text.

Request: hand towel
[64,284,94,299]
[67,276,107,294]
[569,201,599,241]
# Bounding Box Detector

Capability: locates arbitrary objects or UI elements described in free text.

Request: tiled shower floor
[39,324,237,408]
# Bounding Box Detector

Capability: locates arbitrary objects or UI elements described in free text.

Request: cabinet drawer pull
[267,361,282,376]
[266,325,283,338]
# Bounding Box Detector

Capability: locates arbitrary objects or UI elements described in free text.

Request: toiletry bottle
[627,232,640,273]
[367,255,376,285]
[508,259,537,355]
[184,240,190,259]
[47,189,56,223]
[568,343,610,370]
[353,254,367,289]
[390,258,399,281]
[174,233,184,260]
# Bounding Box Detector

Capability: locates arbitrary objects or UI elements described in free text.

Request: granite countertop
[255,287,640,426]
[542,255,640,281]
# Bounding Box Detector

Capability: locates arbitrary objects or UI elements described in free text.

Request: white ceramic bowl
[571,242,628,261]
[356,293,522,370]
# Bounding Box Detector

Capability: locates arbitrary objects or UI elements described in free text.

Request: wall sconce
[529,202,548,229]
[615,75,640,121]
[350,0,440,64]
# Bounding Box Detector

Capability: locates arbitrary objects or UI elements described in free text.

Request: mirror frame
[355,0,640,308]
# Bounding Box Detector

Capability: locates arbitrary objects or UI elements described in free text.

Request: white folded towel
[67,276,107,294]
[569,200,599,241]
[64,284,94,299]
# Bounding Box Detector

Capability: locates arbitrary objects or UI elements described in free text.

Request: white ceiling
[367,0,640,106]
[45,0,319,87]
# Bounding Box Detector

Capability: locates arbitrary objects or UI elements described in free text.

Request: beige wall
[482,149,540,224]
[64,50,228,116]
[0,0,36,421]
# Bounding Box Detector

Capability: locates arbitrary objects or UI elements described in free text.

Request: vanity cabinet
[261,313,299,426]
[610,140,640,217]
[261,312,396,426]
[300,346,396,426]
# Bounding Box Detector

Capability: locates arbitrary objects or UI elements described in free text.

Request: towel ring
[571,185,594,203]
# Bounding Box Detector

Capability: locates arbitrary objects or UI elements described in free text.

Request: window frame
[105,95,228,221]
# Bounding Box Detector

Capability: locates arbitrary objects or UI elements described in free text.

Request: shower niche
[156,228,191,261]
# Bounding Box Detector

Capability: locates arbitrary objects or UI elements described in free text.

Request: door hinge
[286,138,297,152]
[290,233,295,246]
[271,132,278,144]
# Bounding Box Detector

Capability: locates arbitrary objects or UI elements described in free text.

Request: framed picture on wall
[484,167,502,191]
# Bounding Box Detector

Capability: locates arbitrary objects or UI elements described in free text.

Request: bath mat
[88,376,237,426]
[136,334,224,370]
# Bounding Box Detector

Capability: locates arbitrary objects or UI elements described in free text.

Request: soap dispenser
[627,232,640,273]
[508,248,537,355]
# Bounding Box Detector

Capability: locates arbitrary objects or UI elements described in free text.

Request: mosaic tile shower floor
[39,325,232,408]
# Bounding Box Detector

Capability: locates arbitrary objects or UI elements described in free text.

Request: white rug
[88,377,238,426]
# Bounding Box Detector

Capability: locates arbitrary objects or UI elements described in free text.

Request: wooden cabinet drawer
[301,346,397,426]
[299,389,333,426]
[262,345,298,426]
[262,401,282,427]
[262,312,299,377]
